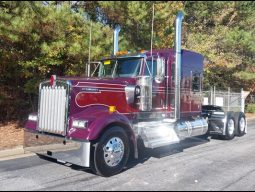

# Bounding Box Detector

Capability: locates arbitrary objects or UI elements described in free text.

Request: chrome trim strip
[74,82,126,87]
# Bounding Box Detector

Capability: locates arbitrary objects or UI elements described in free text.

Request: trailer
[24,11,247,177]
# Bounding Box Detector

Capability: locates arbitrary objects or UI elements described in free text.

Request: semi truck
[24,11,247,177]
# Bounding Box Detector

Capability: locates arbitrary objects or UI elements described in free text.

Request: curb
[0,143,78,161]
[0,146,24,157]
[0,146,34,161]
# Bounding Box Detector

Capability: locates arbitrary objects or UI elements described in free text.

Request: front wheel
[91,126,130,177]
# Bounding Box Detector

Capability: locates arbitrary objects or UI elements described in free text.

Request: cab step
[138,121,180,149]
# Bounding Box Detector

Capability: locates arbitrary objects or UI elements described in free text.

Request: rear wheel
[236,112,246,136]
[223,116,235,140]
[91,126,130,177]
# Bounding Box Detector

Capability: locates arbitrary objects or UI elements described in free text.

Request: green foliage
[245,104,255,113]
[0,1,255,121]
[0,1,112,121]
[184,1,255,91]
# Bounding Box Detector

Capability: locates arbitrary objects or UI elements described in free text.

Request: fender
[68,105,135,142]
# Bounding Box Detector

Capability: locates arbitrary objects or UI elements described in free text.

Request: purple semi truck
[24,12,247,176]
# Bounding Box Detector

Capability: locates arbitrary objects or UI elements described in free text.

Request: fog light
[28,114,38,122]
[72,120,88,129]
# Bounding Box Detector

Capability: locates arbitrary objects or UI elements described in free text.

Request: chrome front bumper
[24,130,90,167]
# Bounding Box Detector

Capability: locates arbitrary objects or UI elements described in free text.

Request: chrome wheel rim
[228,119,235,135]
[103,137,124,167]
[239,117,246,132]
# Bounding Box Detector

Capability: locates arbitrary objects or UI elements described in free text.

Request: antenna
[150,3,155,56]
[87,20,92,77]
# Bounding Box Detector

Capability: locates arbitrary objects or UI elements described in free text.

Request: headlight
[28,114,38,121]
[72,120,88,129]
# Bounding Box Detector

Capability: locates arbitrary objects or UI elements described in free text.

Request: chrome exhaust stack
[174,11,184,120]
[113,26,121,55]
[172,12,209,139]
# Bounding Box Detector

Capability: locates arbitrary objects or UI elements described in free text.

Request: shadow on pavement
[126,136,212,170]
[37,135,221,176]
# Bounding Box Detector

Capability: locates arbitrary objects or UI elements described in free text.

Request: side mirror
[155,58,165,83]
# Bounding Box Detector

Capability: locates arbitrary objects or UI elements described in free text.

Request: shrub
[245,104,255,113]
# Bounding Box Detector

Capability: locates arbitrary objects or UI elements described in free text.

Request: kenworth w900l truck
[24,12,247,177]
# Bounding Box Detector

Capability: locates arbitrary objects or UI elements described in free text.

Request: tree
[184,1,255,91]
[0,1,113,121]
[1,1,255,122]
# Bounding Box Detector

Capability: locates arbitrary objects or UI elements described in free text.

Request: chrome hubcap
[239,117,246,132]
[103,137,124,167]
[228,119,235,135]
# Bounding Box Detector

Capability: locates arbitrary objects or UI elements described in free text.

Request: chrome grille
[38,82,68,135]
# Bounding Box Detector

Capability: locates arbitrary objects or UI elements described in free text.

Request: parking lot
[0,119,255,191]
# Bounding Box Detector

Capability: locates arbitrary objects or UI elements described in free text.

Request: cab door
[143,57,166,111]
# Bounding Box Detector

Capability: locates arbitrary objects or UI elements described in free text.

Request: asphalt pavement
[0,119,255,191]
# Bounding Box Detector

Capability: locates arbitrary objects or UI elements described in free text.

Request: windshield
[99,58,142,78]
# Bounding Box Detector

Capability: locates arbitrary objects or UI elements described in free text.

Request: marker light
[104,60,111,65]
[50,75,56,87]
[116,50,129,56]
[109,106,116,113]
[139,50,147,54]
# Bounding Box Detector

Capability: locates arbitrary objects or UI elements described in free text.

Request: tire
[223,115,236,140]
[236,112,246,137]
[91,126,130,177]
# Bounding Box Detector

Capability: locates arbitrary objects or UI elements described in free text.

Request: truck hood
[65,76,138,115]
